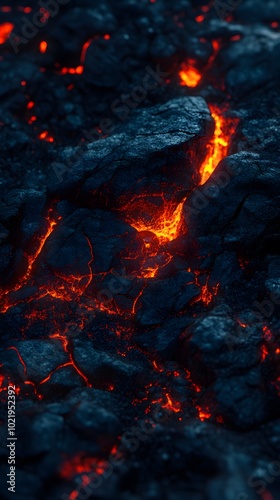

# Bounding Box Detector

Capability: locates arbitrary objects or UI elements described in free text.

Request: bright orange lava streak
[199,105,237,185]
[0,22,14,44]
[21,218,57,286]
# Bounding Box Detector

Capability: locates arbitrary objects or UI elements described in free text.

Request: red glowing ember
[0,22,14,44]
[59,37,95,75]
[39,130,54,142]
[197,406,211,421]
[27,101,35,109]
[195,15,205,23]
[60,453,107,479]
[39,40,48,53]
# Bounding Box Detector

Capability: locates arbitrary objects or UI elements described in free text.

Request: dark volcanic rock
[1,1,280,499]
[136,271,200,326]
[47,97,213,206]
[184,152,280,257]
[179,307,277,429]
[0,339,68,386]
[43,208,136,276]
[67,400,120,443]
[72,339,149,392]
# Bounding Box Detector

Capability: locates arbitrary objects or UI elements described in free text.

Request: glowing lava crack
[122,105,238,278]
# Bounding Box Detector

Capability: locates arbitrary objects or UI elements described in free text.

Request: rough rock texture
[1,1,280,500]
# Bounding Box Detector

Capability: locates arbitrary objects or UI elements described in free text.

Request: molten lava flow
[179,63,202,88]
[123,195,184,245]
[0,22,14,44]
[199,105,238,185]
[121,195,185,277]
[122,105,237,278]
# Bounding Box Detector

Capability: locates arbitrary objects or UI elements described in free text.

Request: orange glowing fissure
[121,104,237,279]
[59,35,110,75]
[59,38,93,75]
[199,104,237,185]
[0,209,59,313]
[125,104,237,275]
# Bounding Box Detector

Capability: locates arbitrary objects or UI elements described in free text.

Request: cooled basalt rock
[135,271,200,326]
[184,152,280,256]
[47,97,213,204]
[72,339,150,391]
[44,208,135,275]
[0,339,69,385]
